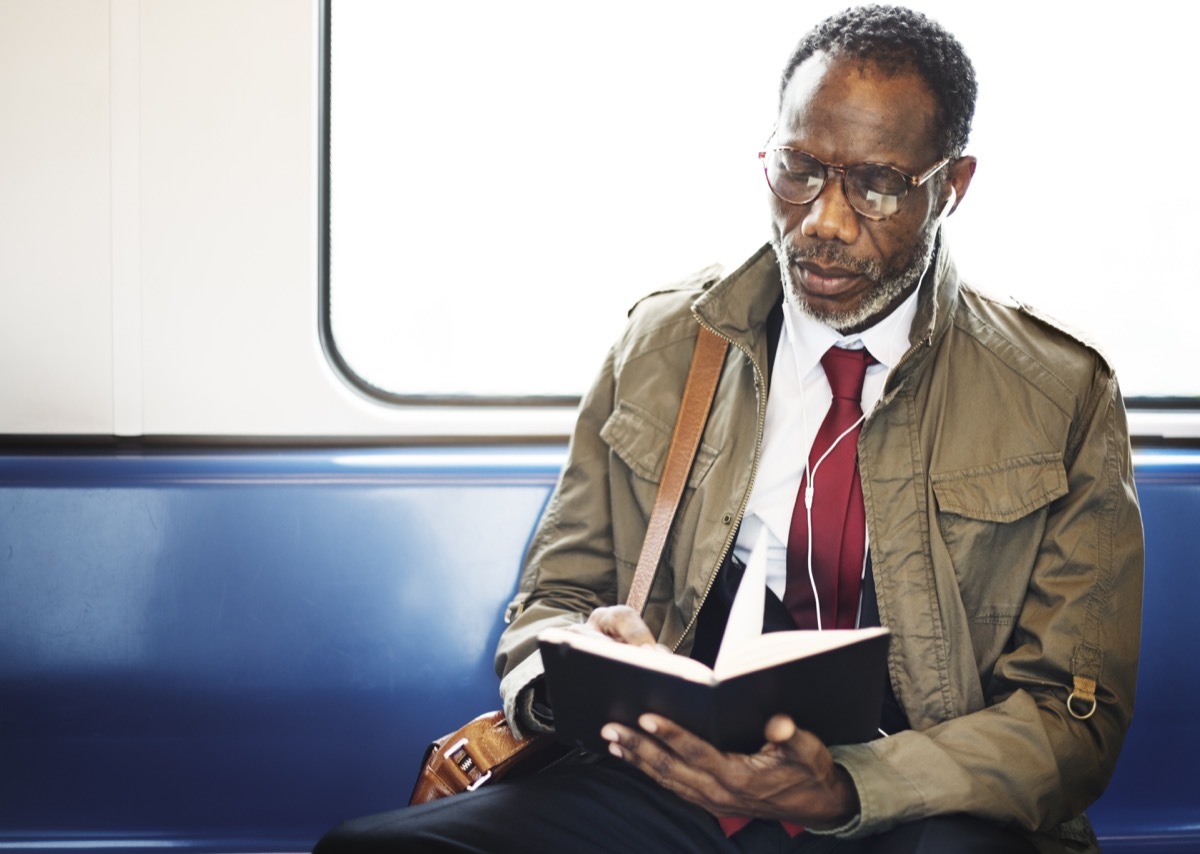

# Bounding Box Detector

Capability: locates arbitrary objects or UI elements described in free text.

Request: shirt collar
[781,280,923,379]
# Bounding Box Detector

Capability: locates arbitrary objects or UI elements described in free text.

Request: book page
[714,526,769,672]
[712,626,890,680]
[537,626,718,684]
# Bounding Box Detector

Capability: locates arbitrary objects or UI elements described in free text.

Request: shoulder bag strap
[625,325,729,613]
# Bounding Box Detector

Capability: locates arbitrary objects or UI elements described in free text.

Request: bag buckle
[465,769,493,790]
[443,736,491,788]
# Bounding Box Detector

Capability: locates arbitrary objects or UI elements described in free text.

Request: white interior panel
[0,0,114,434]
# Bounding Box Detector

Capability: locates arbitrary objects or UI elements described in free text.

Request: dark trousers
[313,755,1037,853]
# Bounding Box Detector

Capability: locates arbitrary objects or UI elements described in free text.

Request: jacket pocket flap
[600,400,718,487]
[931,453,1068,523]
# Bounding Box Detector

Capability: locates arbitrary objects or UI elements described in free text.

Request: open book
[537,623,889,754]
[537,525,888,754]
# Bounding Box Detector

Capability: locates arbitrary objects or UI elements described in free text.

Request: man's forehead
[777,50,940,168]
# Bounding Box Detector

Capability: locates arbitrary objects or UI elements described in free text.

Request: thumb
[764,714,800,747]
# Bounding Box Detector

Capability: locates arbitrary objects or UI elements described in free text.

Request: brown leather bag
[408,710,568,803]
[408,326,729,805]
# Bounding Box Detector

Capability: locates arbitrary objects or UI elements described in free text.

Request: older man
[317,6,1142,852]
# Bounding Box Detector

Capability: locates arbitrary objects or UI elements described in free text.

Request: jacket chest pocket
[600,400,719,519]
[930,452,1068,619]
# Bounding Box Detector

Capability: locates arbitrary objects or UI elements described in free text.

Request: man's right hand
[574,605,662,648]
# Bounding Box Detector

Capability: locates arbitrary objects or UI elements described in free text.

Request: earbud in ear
[939,186,957,221]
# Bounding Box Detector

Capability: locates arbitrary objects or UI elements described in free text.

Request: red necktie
[784,346,874,631]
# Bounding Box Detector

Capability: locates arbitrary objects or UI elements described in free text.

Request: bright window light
[328,0,1199,401]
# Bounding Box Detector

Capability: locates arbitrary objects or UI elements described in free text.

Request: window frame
[316,0,582,409]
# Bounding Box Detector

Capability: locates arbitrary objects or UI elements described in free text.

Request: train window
[325,1,1199,405]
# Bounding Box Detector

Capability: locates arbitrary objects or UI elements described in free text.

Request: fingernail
[608,742,623,759]
[601,725,618,742]
[639,715,657,734]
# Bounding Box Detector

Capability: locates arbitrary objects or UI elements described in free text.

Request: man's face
[770,52,968,333]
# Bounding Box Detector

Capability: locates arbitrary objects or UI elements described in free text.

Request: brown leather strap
[626,325,729,613]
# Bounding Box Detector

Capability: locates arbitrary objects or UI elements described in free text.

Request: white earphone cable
[784,280,921,631]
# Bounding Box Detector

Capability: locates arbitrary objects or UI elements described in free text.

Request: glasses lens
[767,150,825,204]
[846,164,909,219]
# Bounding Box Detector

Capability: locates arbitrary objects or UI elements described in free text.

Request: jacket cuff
[500,649,547,739]
[828,741,924,838]
[804,813,863,838]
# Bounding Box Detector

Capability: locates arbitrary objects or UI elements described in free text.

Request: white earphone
[940,185,957,221]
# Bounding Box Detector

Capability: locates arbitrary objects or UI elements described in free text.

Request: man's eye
[783,170,823,193]
[854,165,908,196]
[778,156,823,186]
[857,190,899,218]
[777,160,825,195]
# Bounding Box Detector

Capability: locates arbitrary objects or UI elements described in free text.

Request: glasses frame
[758,146,951,221]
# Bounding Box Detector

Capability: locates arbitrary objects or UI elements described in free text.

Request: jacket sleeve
[831,368,1143,839]
[494,345,621,736]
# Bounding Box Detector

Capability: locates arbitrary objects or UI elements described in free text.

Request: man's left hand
[601,713,859,829]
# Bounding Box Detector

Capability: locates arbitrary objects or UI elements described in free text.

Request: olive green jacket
[496,242,1143,850]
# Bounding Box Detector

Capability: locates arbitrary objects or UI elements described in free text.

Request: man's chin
[789,277,914,334]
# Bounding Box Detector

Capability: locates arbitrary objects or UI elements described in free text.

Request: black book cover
[537,627,890,755]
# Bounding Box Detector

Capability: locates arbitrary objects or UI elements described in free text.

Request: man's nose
[800,170,860,244]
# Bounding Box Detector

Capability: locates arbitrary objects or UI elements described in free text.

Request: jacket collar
[692,244,780,354]
[693,236,961,386]
[888,235,960,393]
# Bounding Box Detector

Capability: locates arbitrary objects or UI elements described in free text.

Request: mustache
[778,242,881,280]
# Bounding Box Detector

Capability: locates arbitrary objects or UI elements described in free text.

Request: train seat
[0,445,1194,853]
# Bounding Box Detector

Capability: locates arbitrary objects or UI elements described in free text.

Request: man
[317,6,1142,852]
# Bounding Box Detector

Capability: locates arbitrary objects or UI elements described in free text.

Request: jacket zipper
[670,316,769,653]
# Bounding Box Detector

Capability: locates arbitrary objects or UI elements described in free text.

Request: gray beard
[773,221,938,333]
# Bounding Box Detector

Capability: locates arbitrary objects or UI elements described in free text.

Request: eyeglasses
[759,147,950,221]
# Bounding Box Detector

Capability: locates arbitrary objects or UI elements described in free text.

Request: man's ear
[943,155,977,217]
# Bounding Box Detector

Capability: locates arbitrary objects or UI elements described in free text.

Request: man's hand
[568,605,665,649]
[601,713,859,829]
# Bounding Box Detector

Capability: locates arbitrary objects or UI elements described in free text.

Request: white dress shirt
[732,284,922,601]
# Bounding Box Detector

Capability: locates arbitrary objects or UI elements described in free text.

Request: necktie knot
[821,346,874,403]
